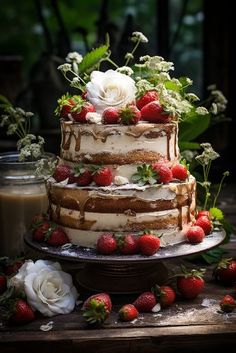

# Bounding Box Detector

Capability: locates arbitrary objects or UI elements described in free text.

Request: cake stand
[24,230,226,294]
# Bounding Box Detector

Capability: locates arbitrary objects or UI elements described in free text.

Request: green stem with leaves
[125,39,141,66]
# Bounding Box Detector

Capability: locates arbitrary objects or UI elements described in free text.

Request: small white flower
[116,66,134,76]
[9,260,78,317]
[186,93,200,102]
[57,63,72,73]
[66,52,83,64]
[86,70,136,113]
[125,52,134,60]
[186,78,193,85]
[131,31,148,43]
[196,106,209,115]
[139,55,151,62]
[210,102,218,115]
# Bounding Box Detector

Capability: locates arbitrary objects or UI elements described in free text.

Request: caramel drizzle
[166,130,171,160]
[125,125,156,138]
[174,124,177,157]
[178,205,183,230]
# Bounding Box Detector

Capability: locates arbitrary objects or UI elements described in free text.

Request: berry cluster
[96,232,161,256]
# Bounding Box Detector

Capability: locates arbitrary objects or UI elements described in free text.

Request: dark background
[0,0,235,182]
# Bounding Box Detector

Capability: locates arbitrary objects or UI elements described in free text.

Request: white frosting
[60,123,179,163]
[114,175,129,185]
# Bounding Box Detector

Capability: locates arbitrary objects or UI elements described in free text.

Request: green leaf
[164,80,181,92]
[78,45,109,74]
[200,247,227,264]
[179,141,201,151]
[210,207,224,221]
[179,112,210,141]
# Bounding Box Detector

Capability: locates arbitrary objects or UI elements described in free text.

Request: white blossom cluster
[195,143,220,166]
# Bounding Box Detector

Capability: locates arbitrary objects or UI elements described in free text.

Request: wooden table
[1,186,236,353]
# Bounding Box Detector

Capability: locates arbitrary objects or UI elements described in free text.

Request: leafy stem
[213,171,229,207]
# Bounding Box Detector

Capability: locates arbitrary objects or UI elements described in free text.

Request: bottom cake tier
[47,175,196,248]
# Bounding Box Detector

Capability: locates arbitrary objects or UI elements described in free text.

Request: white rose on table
[9,260,78,317]
[86,69,137,113]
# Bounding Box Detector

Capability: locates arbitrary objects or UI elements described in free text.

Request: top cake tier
[60,121,179,166]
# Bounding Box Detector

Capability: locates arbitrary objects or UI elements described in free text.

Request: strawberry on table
[73,164,93,186]
[0,273,7,295]
[117,233,139,255]
[119,304,139,321]
[9,299,35,323]
[97,233,118,255]
[171,164,188,181]
[82,292,112,325]
[220,295,236,313]
[102,107,120,124]
[213,258,236,286]
[93,167,113,186]
[141,101,172,123]
[177,267,205,300]
[4,258,25,276]
[133,291,157,312]
[136,90,159,110]
[152,163,173,184]
[138,233,161,256]
[186,225,205,244]
[153,285,176,308]
[195,216,212,235]
[53,164,74,183]
[119,105,141,125]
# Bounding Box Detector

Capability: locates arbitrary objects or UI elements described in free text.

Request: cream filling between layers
[51,205,191,231]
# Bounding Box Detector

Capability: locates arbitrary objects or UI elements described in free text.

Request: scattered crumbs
[61,243,73,250]
[40,321,54,332]
[201,298,217,307]
[131,318,138,324]
[153,313,162,318]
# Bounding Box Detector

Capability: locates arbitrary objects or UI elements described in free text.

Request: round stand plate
[24,230,226,294]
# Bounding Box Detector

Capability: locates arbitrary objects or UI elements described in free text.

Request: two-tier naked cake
[47,32,207,250]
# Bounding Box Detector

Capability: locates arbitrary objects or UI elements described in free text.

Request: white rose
[86,69,136,113]
[9,260,78,317]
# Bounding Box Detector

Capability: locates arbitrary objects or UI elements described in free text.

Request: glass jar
[0,152,54,257]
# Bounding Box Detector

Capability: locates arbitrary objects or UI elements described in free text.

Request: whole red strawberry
[30,213,49,229]
[119,105,141,125]
[73,164,93,186]
[102,107,120,124]
[195,216,212,235]
[72,101,95,123]
[177,267,205,300]
[220,295,236,313]
[55,93,77,119]
[171,164,188,181]
[138,234,161,256]
[10,299,35,323]
[141,101,172,123]
[119,304,139,321]
[213,258,236,286]
[53,164,73,183]
[133,291,157,312]
[82,292,112,325]
[46,227,70,246]
[136,90,159,110]
[196,210,211,219]
[153,285,176,308]
[0,274,7,295]
[186,225,205,244]
[117,233,139,255]
[33,221,50,242]
[152,163,173,184]
[4,259,25,276]
[93,167,113,186]
[97,233,118,255]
